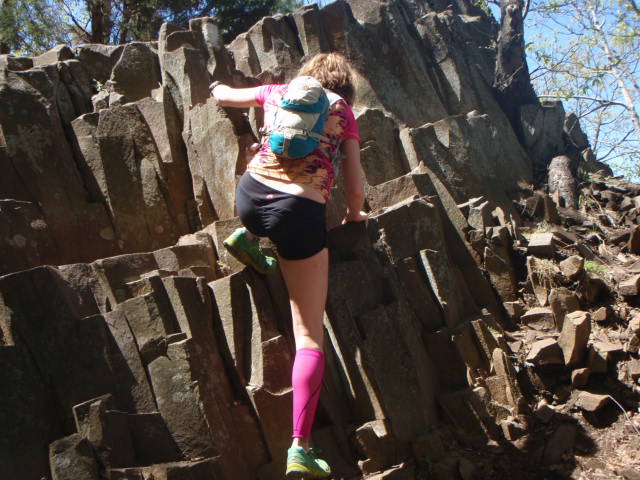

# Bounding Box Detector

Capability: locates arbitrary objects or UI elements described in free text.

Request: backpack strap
[317,91,345,162]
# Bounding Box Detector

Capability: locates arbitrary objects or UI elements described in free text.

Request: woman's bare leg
[279,248,329,451]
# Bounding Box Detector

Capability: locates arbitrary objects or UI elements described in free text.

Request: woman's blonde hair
[297,52,356,105]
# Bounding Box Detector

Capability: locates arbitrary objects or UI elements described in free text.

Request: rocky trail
[1,0,639,479]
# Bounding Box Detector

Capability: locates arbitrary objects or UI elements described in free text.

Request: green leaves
[0,0,304,54]
[0,0,69,55]
[528,0,639,178]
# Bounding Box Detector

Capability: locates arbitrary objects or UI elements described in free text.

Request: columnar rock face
[0,0,619,479]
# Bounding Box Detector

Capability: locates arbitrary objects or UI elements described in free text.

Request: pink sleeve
[255,84,286,106]
[339,101,361,143]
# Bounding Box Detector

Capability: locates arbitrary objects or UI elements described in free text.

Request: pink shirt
[247,84,360,200]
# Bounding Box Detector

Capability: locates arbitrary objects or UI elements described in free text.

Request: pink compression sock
[291,348,325,439]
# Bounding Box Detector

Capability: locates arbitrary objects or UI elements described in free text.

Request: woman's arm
[211,84,262,108]
[340,138,367,223]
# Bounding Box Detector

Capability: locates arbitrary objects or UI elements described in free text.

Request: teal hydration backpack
[261,76,340,159]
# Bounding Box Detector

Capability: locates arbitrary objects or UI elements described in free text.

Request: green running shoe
[223,228,278,275]
[286,446,331,479]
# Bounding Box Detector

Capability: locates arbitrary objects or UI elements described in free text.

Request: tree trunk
[88,0,113,44]
[118,1,130,44]
[494,0,539,142]
[0,42,9,54]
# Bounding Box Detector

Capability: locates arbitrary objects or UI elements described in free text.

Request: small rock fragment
[576,392,610,412]
[500,417,525,441]
[619,274,640,297]
[559,311,591,366]
[549,287,581,330]
[571,367,590,387]
[534,400,555,423]
[629,226,640,254]
[526,338,564,366]
[521,307,555,330]
[559,255,584,281]
[628,359,640,382]
[582,275,608,303]
[591,306,609,323]
[587,346,608,374]
[593,341,624,360]
[527,232,557,257]
[620,468,640,480]
[503,301,525,324]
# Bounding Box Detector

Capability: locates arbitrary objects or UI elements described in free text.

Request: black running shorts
[235,172,327,260]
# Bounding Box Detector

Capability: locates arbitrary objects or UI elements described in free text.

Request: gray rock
[500,417,526,441]
[119,288,180,364]
[148,340,216,460]
[103,309,158,413]
[135,93,194,235]
[503,301,525,324]
[0,54,33,71]
[571,367,590,387]
[183,98,249,224]
[587,345,609,374]
[84,399,136,468]
[576,392,610,412]
[109,457,221,480]
[126,412,183,465]
[74,44,124,84]
[72,104,181,253]
[591,306,609,323]
[403,111,531,208]
[628,359,640,382]
[548,287,581,331]
[110,42,161,102]
[527,232,557,257]
[582,274,608,303]
[559,255,584,281]
[519,101,565,180]
[619,274,640,296]
[33,44,74,66]
[629,226,640,254]
[526,338,564,366]
[355,420,407,474]
[0,68,117,270]
[292,5,331,57]
[364,170,437,214]
[558,310,591,366]
[357,108,410,186]
[521,307,555,330]
[159,22,216,121]
[484,246,518,301]
[49,434,100,480]
[564,112,590,150]
[228,13,302,81]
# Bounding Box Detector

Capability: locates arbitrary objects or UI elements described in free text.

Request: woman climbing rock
[210,52,367,478]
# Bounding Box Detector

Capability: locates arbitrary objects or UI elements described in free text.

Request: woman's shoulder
[256,84,288,104]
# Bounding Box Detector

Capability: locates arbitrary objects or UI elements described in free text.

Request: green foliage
[274,0,303,13]
[214,0,279,42]
[0,0,303,55]
[527,0,640,180]
[584,260,608,276]
[0,0,69,55]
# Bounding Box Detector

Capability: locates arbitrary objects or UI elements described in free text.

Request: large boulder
[109,42,162,103]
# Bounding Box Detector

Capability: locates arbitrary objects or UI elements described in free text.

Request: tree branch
[537,94,628,108]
